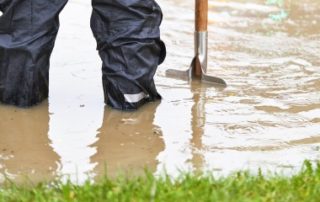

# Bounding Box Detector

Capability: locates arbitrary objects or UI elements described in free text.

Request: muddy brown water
[0,0,319,183]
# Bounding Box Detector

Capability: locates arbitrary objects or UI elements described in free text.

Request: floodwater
[0,0,319,183]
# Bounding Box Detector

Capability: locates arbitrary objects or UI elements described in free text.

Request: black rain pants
[0,0,166,110]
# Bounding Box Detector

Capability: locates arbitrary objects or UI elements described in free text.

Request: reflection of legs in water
[91,102,164,178]
[0,102,59,184]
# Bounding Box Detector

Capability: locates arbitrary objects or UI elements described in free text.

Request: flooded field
[0,0,319,183]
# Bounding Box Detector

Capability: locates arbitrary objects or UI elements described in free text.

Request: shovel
[166,0,227,87]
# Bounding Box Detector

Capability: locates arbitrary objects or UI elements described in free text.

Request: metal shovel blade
[165,57,227,87]
[202,73,227,86]
[165,69,191,81]
[191,57,227,86]
[165,31,227,87]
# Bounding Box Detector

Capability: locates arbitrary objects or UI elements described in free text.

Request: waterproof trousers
[0,0,165,110]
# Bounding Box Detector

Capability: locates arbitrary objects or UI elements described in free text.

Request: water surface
[0,0,319,183]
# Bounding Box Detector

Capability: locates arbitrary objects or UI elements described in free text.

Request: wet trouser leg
[91,0,166,110]
[0,0,67,107]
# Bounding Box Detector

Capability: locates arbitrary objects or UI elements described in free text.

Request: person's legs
[91,0,166,111]
[0,0,67,107]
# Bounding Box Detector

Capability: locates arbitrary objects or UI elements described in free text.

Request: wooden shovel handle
[195,0,208,32]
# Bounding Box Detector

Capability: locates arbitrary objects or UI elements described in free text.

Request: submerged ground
[0,0,319,184]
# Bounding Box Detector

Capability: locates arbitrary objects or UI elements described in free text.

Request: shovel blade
[192,55,227,87]
[165,69,191,81]
[202,73,227,87]
[166,68,227,87]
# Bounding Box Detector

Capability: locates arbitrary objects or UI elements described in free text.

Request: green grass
[1,161,320,202]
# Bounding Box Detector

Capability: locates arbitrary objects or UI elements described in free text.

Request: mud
[0,0,319,183]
